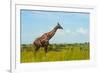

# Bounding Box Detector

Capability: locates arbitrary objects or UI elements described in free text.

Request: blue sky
[21,10,89,44]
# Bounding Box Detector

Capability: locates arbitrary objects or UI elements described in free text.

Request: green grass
[20,42,90,63]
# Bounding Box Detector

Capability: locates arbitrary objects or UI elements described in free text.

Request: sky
[21,10,90,44]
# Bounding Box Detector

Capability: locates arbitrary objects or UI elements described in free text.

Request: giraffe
[33,22,63,56]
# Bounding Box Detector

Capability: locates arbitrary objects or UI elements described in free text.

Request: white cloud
[56,27,89,38]
[65,29,72,34]
[49,27,88,39]
[76,27,87,35]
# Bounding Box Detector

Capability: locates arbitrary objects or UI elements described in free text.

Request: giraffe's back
[33,33,49,47]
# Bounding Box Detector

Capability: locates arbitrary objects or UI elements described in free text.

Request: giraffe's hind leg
[34,46,40,58]
[44,41,49,57]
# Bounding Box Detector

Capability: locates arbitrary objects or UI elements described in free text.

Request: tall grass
[21,42,89,63]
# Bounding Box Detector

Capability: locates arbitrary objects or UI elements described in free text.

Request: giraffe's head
[57,22,63,29]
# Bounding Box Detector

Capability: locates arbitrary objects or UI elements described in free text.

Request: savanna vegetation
[21,42,89,63]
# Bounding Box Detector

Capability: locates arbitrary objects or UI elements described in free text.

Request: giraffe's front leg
[44,45,48,53]
[44,45,48,57]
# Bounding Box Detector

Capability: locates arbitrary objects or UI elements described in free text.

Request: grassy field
[20,42,90,63]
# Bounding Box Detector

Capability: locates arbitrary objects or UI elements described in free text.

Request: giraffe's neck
[47,26,58,40]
